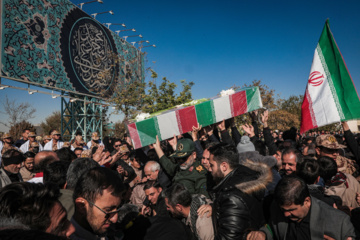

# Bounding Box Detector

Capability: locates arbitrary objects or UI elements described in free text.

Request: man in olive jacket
[153,136,209,198]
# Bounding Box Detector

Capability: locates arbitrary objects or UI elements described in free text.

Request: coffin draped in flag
[300,20,360,134]
[128,87,262,149]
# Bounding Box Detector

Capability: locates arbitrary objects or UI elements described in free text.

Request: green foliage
[40,111,61,136]
[111,80,147,120]
[9,121,34,140]
[279,95,303,119]
[111,69,195,120]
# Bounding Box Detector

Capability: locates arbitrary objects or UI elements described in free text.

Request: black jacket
[211,160,272,240]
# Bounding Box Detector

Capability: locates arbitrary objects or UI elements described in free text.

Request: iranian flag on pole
[300,20,360,134]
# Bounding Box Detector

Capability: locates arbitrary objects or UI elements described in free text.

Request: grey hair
[66,158,99,190]
[0,217,30,230]
[145,160,160,172]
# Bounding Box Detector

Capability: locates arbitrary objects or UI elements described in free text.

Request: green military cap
[170,138,195,158]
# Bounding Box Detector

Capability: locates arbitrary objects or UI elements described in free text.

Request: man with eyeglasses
[71,167,124,239]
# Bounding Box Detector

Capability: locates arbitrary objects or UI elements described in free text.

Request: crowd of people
[0,109,360,240]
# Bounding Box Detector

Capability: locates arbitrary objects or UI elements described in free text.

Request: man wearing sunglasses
[71,167,124,239]
[44,130,64,151]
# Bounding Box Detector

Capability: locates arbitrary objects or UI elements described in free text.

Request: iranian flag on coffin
[128,87,262,149]
[300,20,360,134]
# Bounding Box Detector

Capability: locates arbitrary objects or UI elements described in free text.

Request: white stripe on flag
[213,96,232,122]
[308,49,341,126]
[156,111,180,140]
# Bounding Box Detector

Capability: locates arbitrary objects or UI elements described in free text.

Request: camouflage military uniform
[159,155,209,198]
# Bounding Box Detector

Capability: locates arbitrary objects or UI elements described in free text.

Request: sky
[1,0,360,132]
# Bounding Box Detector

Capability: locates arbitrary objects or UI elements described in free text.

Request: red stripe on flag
[128,123,142,149]
[230,91,247,117]
[300,89,317,134]
[176,106,198,134]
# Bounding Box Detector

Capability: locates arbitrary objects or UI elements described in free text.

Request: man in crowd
[142,180,168,217]
[164,183,214,240]
[71,167,124,239]
[87,132,104,150]
[208,143,270,239]
[0,149,24,188]
[73,147,83,158]
[19,131,43,153]
[255,177,356,240]
[144,160,171,189]
[281,148,302,176]
[44,130,64,151]
[71,136,88,151]
[59,158,99,220]
[43,135,52,146]
[153,136,209,198]
[316,134,357,175]
[19,151,36,182]
[29,141,41,154]
[28,150,59,183]
[0,133,18,164]
[319,156,360,208]
[0,182,75,238]
[14,129,30,148]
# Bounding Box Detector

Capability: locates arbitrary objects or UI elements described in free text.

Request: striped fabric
[128,87,262,149]
[300,20,360,134]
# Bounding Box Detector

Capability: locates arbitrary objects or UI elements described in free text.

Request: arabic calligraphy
[70,22,116,92]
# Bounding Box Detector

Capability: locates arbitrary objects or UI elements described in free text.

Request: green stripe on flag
[136,117,161,146]
[318,20,360,120]
[195,100,216,127]
[246,87,261,112]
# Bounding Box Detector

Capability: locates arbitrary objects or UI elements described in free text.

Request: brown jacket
[324,173,360,208]
[20,167,35,182]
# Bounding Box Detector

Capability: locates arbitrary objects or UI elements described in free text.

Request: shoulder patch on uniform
[196,165,204,173]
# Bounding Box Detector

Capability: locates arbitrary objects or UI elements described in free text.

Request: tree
[110,79,146,121]
[40,111,61,136]
[114,121,126,139]
[9,121,34,141]
[110,69,194,119]
[268,109,301,131]
[280,95,303,120]
[0,95,36,139]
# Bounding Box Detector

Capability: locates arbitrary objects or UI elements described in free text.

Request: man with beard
[249,177,356,240]
[0,133,18,165]
[71,167,124,240]
[87,132,104,150]
[153,136,209,198]
[0,182,75,238]
[19,132,43,153]
[19,151,36,182]
[208,143,271,240]
[44,130,64,151]
[0,149,24,188]
[164,183,214,240]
